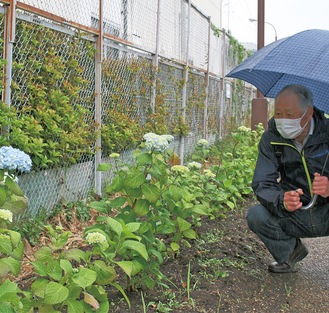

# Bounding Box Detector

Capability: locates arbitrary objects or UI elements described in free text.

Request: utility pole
[251,0,268,130]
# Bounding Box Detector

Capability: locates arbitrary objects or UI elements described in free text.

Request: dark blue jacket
[252,108,329,217]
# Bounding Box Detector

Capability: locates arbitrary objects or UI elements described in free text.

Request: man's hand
[312,172,329,197]
[284,188,303,211]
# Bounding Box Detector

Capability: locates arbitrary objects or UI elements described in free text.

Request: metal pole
[94,0,103,196]
[251,0,268,130]
[203,16,211,139]
[179,0,191,164]
[249,19,277,43]
[122,0,128,40]
[257,0,265,83]
[219,31,226,138]
[3,0,16,108]
[151,0,161,112]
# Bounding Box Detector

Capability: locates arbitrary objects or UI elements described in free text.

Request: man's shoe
[268,261,297,273]
[287,239,308,265]
[268,239,308,274]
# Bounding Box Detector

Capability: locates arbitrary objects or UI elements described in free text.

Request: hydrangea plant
[143,132,174,152]
[0,146,32,215]
[0,146,31,283]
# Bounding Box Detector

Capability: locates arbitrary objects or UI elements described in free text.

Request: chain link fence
[0,0,255,216]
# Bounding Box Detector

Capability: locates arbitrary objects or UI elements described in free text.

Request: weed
[284,282,293,297]
[13,208,48,246]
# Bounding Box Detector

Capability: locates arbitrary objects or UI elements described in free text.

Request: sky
[192,0,329,46]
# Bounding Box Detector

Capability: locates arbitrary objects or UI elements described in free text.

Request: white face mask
[274,109,309,139]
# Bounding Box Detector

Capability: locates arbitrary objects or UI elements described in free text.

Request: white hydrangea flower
[0,234,11,240]
[0,209,13,222]
[197,139,209,148]
[143,133,174,152]
[203,169,216,178]
[238,126,251,132]
[171,165,190,174]
[109,153,120,159]
[187,161,202,170]
[86,232,107,244]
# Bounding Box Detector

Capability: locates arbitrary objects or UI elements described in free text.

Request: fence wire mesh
[0,0,254,217]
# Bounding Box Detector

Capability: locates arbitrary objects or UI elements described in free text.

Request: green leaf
[148,163,167,181]
[191,204,209,215]
[106,175,124,193]
[125,222,141,233]
[0,187,8,207]
[0,258,21,276]
[63,248,87,262]
[34,246,53,261]
[47,260,62,281]
[5,177,24,196]
[31,278,48,298]
[115,260,134,277]
[0,279,19,296]
[183,228,197,239]
[0,303,16,313]
[32,260,48,276]
[97,163,112,171]
[133,199,150,216]
[111,282,130,308]
[60,259,73,274]
[170,242,180,251]
[123,171,145,188]
[141,184,160,203]
[44,281,69,305]
[176,217,191,232]
[88,201,108,214]
[3,195,28,214]
[125,187,143,199]
[223,179,233,188]
[109,196,127,209]
[106,217,123,236]
[72,268,97,289]
[135,152,152,166]
[92,260,117,285]
[169,185,183,202]
[66,299,84,313]
[121,240,149,260]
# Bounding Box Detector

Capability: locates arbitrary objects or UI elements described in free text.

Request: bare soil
[17,197,329,312]
[108,198,329,313]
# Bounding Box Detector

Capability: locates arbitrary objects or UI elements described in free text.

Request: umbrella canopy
[226,29,329,113]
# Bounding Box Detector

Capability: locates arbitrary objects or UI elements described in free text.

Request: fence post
[151,0,161,112]
[203,16,211,139]
[180,0,191,164]
[219,31,226,138]
[3,0,16,108]
[95,0,104,196]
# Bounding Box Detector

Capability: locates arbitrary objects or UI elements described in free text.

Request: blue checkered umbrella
[226,29,329,113]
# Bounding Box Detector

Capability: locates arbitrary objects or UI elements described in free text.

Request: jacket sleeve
[251,131,286,216]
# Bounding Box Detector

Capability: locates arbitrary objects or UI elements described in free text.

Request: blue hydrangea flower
[0,146,32,173]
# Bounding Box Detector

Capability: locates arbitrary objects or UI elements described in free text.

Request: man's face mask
[274,109,309,139]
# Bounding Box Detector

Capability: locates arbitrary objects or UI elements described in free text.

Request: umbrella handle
[300,194,318,210]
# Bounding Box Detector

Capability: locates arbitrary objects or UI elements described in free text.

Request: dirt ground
[16,197,329,312]
[108,198,329,313]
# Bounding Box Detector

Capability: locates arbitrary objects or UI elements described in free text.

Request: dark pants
[246,203,329,263]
